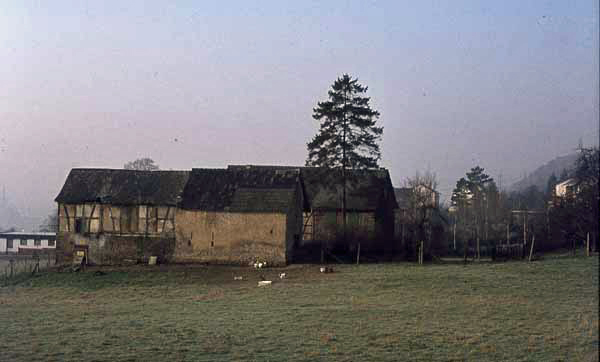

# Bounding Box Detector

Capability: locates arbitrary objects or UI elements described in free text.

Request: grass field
[0,256,597,361]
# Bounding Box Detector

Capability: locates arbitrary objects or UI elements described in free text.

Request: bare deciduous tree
[124,158,159,171]
[403,170,439,263]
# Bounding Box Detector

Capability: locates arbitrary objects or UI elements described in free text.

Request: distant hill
[509,153,578,193]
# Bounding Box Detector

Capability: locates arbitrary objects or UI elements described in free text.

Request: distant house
[0,232,56,253]
[554,178,578,198]
[54,169,189,265]
[175,167,304,265]
[394,185,440,222]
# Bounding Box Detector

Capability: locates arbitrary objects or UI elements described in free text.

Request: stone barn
[174,167,305,265]
[228,166,398,256]
[54,168,189,265]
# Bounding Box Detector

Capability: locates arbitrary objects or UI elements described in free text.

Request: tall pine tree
[452,166,494,261]
[306,74,383,246]
[306,74,383,169]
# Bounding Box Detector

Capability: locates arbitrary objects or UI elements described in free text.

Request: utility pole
[511,209,546,250]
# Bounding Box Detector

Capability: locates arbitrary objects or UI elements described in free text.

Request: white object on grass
[258,280,272,286]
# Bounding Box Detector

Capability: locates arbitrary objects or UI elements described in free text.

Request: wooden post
[87,203,96,232]
[401,223,405,249]
[586,232,590,257]
[63,204,71,232]
[356,243,361,265]
[523,214,526,246]
[109,206,116,231]
[506,223,509,245]
[528,235,535,262]
[99,204,104,232]
[453,222,456,250]
[476,233,480,261]
[10,259,13,278]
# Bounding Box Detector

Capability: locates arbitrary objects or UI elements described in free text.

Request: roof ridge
[70,168,189,173]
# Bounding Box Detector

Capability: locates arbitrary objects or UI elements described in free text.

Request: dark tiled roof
[179,168,300,212]
[228,165,398,211]
[55,169,190,206]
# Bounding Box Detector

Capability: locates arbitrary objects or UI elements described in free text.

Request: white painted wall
[0,237,55,253]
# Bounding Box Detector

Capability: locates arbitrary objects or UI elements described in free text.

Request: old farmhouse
[54,166,397,265]
[55,169,190,265]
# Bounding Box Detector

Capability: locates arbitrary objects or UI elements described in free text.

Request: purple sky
[0,1,598,218]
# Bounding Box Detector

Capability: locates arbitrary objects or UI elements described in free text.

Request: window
[48,239,55,247]
[75,204,85,233]
[34,239,41,246]
[7,239,13,249]
[75,218,83,233]
[139,206,172,234]
[20,239,26,246]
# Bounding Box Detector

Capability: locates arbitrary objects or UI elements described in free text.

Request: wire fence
[0,253,55,285]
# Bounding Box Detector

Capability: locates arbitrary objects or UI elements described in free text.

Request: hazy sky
[1,0,598,217]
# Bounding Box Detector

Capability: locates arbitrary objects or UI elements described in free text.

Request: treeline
[400,147,599,261]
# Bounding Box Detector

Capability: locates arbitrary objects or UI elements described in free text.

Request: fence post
[10,259,14,278]
[528,235,535,262]
[586,232,590,257]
